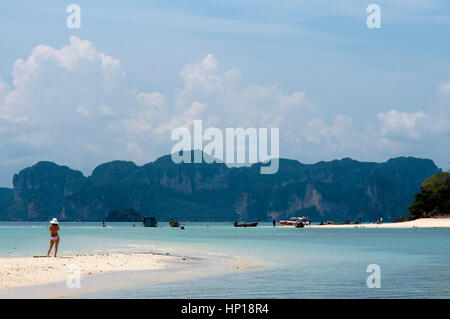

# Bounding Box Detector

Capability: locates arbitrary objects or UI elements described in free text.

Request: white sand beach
[309,217,450,229]
[0,251,258,298]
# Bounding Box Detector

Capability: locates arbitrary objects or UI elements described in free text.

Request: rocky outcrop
[7,162,85,221]
[0,187,13,218]
[1,153,441,222]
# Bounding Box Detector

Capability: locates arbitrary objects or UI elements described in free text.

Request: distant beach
[309,217,450,229]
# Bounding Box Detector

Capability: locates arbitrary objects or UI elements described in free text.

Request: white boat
[279,216,311,227]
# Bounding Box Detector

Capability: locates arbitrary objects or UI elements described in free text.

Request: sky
[0,0,449,186]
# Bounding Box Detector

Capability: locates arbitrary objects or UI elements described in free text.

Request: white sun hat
[50,218,59,225]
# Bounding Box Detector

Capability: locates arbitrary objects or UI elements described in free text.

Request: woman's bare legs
[54,238,60,257]
[47,240,54,257]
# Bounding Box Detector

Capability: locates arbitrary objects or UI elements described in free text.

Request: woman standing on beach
[47,218,60,257]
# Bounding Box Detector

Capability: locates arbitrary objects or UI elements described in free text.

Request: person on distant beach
[47,218,60,257]
[272,219,276,227]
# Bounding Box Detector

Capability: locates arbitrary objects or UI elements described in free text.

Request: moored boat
[280,216,311,227]
[234,221,259,227]
[169,218,180,227]
[295,221,305,228]
[143,216,157,227]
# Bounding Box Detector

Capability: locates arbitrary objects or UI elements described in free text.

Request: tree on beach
[409,172,450,218]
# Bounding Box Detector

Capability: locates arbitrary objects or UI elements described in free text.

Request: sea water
[0,222,449,298]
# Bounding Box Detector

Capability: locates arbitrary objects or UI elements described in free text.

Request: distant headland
[0,151,443,222]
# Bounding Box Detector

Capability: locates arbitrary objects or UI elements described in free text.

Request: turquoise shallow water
[0,222,449,298]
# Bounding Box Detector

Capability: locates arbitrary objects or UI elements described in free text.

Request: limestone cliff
[1,153,441,222]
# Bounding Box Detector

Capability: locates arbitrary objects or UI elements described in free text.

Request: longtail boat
[234,221,259,227]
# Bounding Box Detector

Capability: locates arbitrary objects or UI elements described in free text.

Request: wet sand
[0,251,258,298]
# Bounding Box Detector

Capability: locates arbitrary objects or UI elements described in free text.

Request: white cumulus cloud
[0,36,449,185]
[378,110,426,140]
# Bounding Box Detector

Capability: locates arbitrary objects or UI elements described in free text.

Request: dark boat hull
[234,222,259,227]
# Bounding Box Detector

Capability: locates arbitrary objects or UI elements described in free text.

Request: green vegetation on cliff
[0,152,442,222]
[0,187,13,213]
[409,172,450,218]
